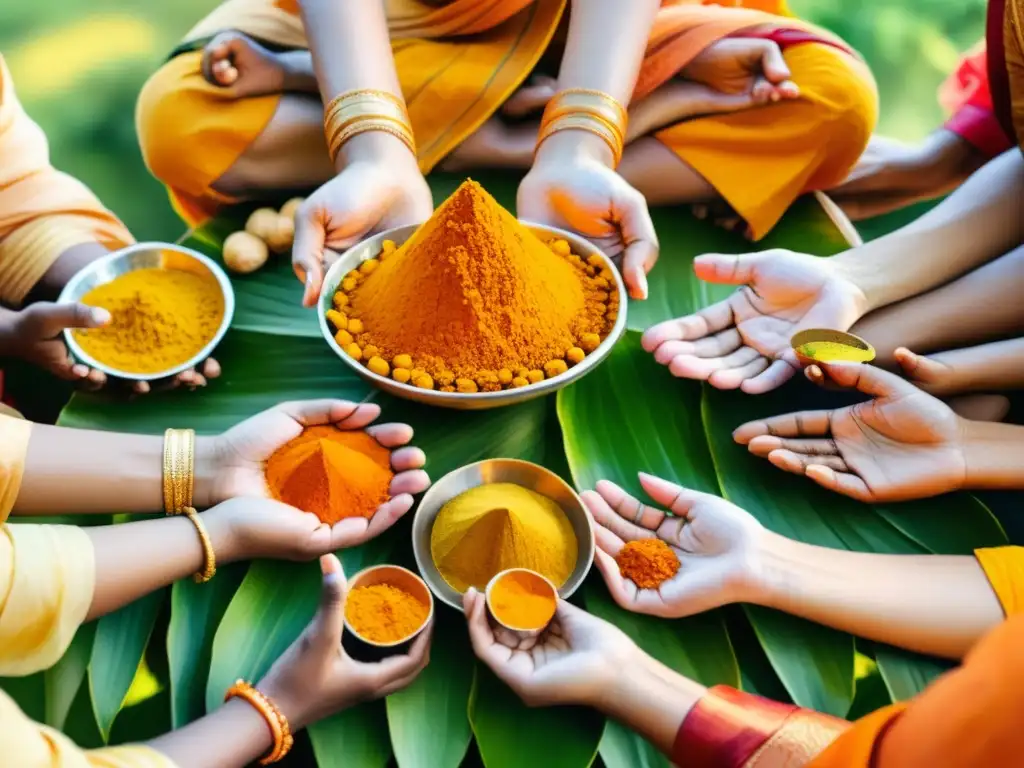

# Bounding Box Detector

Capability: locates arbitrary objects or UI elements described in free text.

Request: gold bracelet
[162,428,195,515]
[323,89,415,164]
[541,88,628,130]
[536,113,625,167]
[183,507,217,583]
[225,680,294,764]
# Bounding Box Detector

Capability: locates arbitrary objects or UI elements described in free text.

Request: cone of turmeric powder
[485,568,557,639]
[342,565,433,662]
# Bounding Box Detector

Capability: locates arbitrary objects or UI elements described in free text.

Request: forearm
[84,508,235,620]
[837,149,1024,312]
[930,337,1024,393]
[751,533,1004,659]
[15,424,218,515]
[964,419,1024,489]
[278,49,319,94]
[597,650,706,756]
[147,698,274,768]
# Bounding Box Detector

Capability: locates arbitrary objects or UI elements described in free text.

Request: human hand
[292,148,432,306]
[584,474,765,617]
[0,303,220,393]
[894,346,965,397]
[464,587,637,708]
[202,31,286,98]
[518,132,658,300]
[259,555,432,730]
[682,38,800,104]
[205,400,429,545]
[641,250,868,393]
[734,363,968,502]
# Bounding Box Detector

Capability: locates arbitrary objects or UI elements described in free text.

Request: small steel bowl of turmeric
[485,568,559,643]
[316,221,628,411]
[57,242,235,382]
[342,564,434,663]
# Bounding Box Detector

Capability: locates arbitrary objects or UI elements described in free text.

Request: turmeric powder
[488,569,557,630]
[430,482,577,592]
[345,584,429,644]
[335,180,616,387]
[615,539,680,589]
[73,268,224,374]
[264,425,393,525]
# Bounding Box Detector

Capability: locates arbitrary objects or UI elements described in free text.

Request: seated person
[136,0,878,247]
[0,55,217,395]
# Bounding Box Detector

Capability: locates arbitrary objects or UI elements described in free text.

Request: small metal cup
[485,568,558,643]
[342,565,434,663]
[791,328,876,366]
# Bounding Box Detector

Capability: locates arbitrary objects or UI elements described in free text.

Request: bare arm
[753,534,1004,659]
[838,150,1024,312]
[899,337,1024,395]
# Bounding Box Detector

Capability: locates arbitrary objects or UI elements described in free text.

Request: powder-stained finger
[390,446,426,471]
[366,422,415,447]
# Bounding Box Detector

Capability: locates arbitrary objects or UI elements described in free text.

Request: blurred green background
[1,0,986,242]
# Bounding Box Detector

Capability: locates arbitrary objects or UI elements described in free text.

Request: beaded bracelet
[162,428,195,515]
[323,88,416,164]
[182,506,216,583]
[536,88,628,167]
[225,680,294,764]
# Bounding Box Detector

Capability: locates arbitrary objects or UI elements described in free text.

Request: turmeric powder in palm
[430,483,577,592]
[337,180,615,386]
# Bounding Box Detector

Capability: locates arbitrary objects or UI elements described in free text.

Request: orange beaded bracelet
[225,680,294,764]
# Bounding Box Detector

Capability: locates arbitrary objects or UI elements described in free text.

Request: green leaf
[89,589,165,740]
[875,645,953,702]
[469,665,603,768]
[874,497,1007,555]
[0,673,45,722]
[598,719,666,768]
[309,701,392,768]
[45,622,96,730]
[387,608,473,768]
[168,562,247,727]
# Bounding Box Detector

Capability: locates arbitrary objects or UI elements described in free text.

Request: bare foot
[202,31,286,98]
[947,394,1011,422]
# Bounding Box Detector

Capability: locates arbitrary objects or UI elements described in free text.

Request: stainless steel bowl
[57,242,236,381]
[412,459,595,611]
[317,222,627,410]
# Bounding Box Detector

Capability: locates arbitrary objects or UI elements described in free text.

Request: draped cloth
[938,41,1013,158]
[0,56,133,307]
[136,0,876,239]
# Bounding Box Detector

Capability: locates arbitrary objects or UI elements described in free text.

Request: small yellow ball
[550,239,571,256]
[223,231,269,275]
[348,318,364,335]
[359,258,380,275]
[440,385,456,392]
[393,354,413,370]
[566,347,585,365]
[362,345,380,361]
[341,277,358,292]
[527,370,544,384]
[579,333,601,353]
[344,343,362,361]
[587,253,604,268]
[244,207,279,241]
[332,291,350,309]
[437,370,455,386]
[334,329,354,347]
[325,310,348,331]
[393,368,412,384]
[511,376,529,388]
[414,374,435,390]
[515,368,529,379]
[544,359,568,378]
[456,378,478,393]
[497,368,513,385]
[367,356,390,377]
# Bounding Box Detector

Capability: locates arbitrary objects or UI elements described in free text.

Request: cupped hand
[259,555,432,730]
[464,587,636,708]
[584,474,764,618]
[518,133,659,300]
[642,249,867,394]
[1,303,220,394]
[201,31,285,98]
[209,399,429,545]
[682,38,800,104]
[734,362,968,502]
[292,155,432,306]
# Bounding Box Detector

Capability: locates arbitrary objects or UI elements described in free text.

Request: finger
[389,469,430,496]
[618,191,659,300]
[203,358,222,379]
[311,554,347,649]
[805,464,873,502]
[641,299,735,351]
[334,404,383,430]
[732,409,834,443]
[692,252,760,286]
[692,204,708,220]
[751,77,774,105]
[747,435,839,458]
[582,489,649,544]
[594,548,638,609]
[815,362,914,399]
[371,625,433,685]
[82,368,106,391]
[23,302,110,338]
[464,588,509,665]
[637,473,713,519]
[776,79,800,99]
[501,78,557,117]
[757,40,791,83]
[594,524,625,556]
[706,355,770,389]
[390,446,426,471]
[594,480,665,532]
[201,39,230,82]
[365,494,414,537]
[665,346,759,381]
[740,357,797,394]
[768,449,849,475]
[652,328,742,363]
[133,380,151,395]
[275,399,363,427]
[293,205,327,307]
[365,422,414,448]
[71,363,89,379]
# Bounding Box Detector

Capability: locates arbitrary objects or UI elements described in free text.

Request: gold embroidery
[742,713,849,768]
[1005,0,1024,148]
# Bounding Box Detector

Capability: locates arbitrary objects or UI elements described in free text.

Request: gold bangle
[330,118,416,163]
[542,88,628,128]
[536,113,624,167]
[323,89,415,164]
[326,112,411,157]
[225,680,294,764]
[183,507,217,583]
[162,428,195,515]
[323,88,406,118]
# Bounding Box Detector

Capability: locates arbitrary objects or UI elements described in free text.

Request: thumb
[810,362,915,399]
[616,189,659,300]
[754,40,791,84]
[20,302,110,339]
[292,204,326,308]
[309,554,347,649]
[692,252,759,285]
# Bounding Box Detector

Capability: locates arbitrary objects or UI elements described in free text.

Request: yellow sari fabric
[0,56,133,306]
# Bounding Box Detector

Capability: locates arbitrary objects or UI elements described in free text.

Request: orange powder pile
[334,180,617,388]
[615,539,680,589]
[345,584,429,644]
[264,425,393,524]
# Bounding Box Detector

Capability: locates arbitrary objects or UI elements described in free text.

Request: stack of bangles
[162,427,216,583]
[323,88,416,165]
[536,88,628,168]
[226,681,294,764]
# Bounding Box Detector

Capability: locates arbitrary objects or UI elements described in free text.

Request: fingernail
[72,364,88,377]
[91,308,111,325]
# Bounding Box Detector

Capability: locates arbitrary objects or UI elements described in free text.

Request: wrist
[193,436,222,509]
[534,130,615,170]
[336,130,418,174]
[257,674,315,733]
[962,419,1024,490]
[200,504,242,564]
[747,531,813,612]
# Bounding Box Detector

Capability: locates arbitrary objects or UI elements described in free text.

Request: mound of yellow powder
[430,482,578,592]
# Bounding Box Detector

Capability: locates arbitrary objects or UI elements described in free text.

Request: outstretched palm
[642,250,867,394]
[735,363,968,502]
[584,474,763,617]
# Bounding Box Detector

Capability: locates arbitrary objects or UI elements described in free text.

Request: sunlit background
[2,0,987,242]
